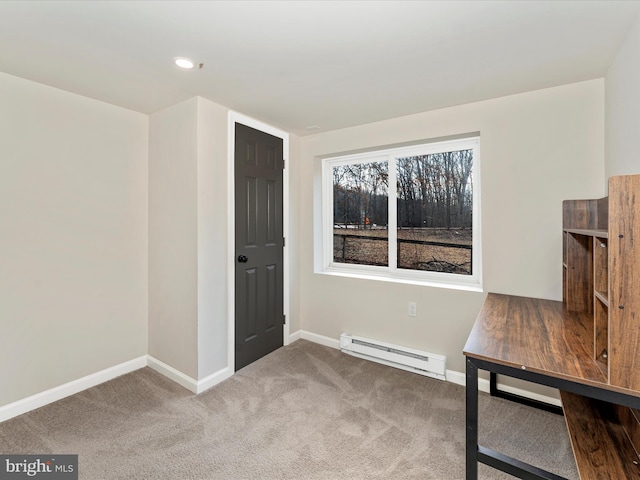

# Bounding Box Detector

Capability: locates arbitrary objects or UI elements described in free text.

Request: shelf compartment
[594,295,609,376]
[565,232,593,313]
[594,236,608,303]
[563,197,608,232]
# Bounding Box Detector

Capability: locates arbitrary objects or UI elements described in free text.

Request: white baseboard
[445,369,561,407]
[146,356,199,393]
[146,356,233,395]
[444,369,471,389]
[195,367,233,394]
[298,330,340,349]
[0,356,147,423]
[289,329,301,343]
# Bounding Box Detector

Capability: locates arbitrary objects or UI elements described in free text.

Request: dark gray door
[234,123,284,371]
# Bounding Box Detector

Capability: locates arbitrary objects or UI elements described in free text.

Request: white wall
[295,80,604,374]
[605,15,640,179]
[148,98,199,379]
[288,134,302,334]
[197,98,231,378]
[0,72,148,407]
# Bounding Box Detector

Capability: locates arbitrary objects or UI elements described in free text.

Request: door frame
[227,111,290,373]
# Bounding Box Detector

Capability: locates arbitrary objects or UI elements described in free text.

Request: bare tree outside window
[396,150,473,274]
[333,161,389,266]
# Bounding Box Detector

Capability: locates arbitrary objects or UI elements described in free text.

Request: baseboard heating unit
[339,333,446,381]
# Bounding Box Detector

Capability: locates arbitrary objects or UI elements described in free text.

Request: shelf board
[561,391,640,480]
[595,290,609,307]
[564,228,608,238]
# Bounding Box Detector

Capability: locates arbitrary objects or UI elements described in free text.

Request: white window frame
[321,136,482,292]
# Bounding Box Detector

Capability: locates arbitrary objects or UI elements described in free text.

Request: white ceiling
[1,1,638,136]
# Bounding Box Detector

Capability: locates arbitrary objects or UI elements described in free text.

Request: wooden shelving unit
[464,174,640,480]
[563,175,640,389]
[561,175,640,478]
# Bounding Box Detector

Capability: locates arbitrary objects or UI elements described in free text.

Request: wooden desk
[464,293,640,480]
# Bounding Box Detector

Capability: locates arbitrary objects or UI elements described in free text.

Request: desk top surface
[463,293,612,390]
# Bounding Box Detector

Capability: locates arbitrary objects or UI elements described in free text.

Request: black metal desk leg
[466,357,479,480]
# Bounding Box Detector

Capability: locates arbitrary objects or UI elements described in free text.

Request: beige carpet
[0,340,578,479]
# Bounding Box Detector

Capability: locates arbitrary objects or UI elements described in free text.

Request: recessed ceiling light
[174,57,195,69]
[306,125,321,130]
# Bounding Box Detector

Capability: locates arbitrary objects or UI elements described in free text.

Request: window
[321,136,481,290]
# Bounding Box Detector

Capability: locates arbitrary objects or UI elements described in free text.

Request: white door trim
[227,112,290,373]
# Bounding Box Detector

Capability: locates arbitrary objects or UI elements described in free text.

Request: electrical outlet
[408,302,417,317]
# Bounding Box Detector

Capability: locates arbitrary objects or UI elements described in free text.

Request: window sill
[316,268,483,292]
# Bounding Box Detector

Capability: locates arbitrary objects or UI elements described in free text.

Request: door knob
[237,255,248,263]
